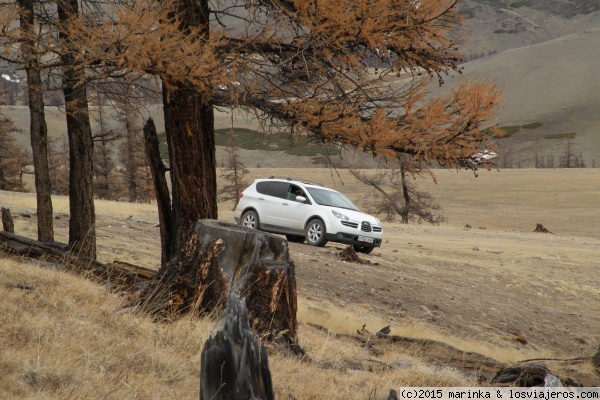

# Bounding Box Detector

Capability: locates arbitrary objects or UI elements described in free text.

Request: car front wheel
[305,219,328,247]
[241,210,260,230]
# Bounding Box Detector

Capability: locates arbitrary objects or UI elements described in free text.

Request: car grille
[361,221,372,232]
[341,221,359,228]
[372,226,382,232]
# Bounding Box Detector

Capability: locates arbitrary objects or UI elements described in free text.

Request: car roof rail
[267,176,323,187]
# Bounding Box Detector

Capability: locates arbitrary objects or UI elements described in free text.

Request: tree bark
[57,0,96,260]
[139,220,298,347]
[200,294,274,400]
[163,85,217,259]
[143,118,173,267]
[18,0,54,242]
[161,0,217,262]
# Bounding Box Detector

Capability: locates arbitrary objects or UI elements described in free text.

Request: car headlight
[332,210,349,221]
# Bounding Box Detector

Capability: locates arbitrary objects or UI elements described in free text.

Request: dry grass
[0,258,471,400]
[0,257,211,399]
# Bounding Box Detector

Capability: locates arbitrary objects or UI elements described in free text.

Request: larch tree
[0,0,54,241]
[56,0,97,259]
[218,136,250,210]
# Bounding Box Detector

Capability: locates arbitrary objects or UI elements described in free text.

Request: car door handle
[282,202,289,205]
[258,197,264,200]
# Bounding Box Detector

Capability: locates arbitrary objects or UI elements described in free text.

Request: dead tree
[138,219,299,348]
[143,118,173,267]
[200,294,274,400]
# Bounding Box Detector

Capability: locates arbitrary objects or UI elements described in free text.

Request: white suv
[233,177,383,254]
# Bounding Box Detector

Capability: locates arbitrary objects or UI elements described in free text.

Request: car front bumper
[325,232,382,247]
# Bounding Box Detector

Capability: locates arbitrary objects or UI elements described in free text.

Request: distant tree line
[497,140,592,169]
[0,86,155,202]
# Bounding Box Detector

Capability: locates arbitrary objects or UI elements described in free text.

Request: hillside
[437,28,600,168]
[457,0,600,57]
[2,0,600,169]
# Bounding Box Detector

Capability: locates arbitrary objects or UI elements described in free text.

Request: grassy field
[1,168,599,398]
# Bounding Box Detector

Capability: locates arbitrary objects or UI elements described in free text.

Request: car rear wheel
[354,245,375,254]
[305,219,328,247]
[241,210,259,230]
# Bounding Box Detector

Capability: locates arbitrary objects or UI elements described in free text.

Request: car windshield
[306,187,358,211]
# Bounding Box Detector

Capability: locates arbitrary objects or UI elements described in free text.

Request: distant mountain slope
[3,1,599,169]
[438,28,600,167]
[457,0,600,57]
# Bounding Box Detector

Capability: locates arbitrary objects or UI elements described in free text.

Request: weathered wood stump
[2,207,14,233]
[139,219,298,347]
[200,294,274,400]
[338,245,366,264]
[534,223,554,234]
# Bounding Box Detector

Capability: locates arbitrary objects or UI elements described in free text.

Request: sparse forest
[0,0,502,265]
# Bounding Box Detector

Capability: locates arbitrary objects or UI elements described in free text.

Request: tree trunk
[161,0,217,262]
[57,0,96,260]
[200,294,274,400]
[1,208,14,233]
[18,0,54,242]
[143,118,173,267]
[400,162,411,224]
[162,85,217,260]
[139,220,298,347]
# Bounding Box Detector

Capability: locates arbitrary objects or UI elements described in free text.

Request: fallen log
[0,231,156,289]
[139,219,299,348]
[200,294,274,400]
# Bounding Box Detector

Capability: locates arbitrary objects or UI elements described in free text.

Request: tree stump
[139,219,298,347]
[200,294,274,400]
[338,245,366,264]
[2,207,14,233]
[534,224,553,234]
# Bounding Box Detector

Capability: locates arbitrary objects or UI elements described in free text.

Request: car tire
[354,245,375,254]
[241,210,260,230]
[305,219,328,247]
[286,235,305,244]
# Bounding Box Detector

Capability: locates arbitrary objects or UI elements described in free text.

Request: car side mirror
[295,196,306,202]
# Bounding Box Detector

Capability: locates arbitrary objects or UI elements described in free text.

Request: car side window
[256,181,270,195]
[261,181,289,199]
[289,185,309,203]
